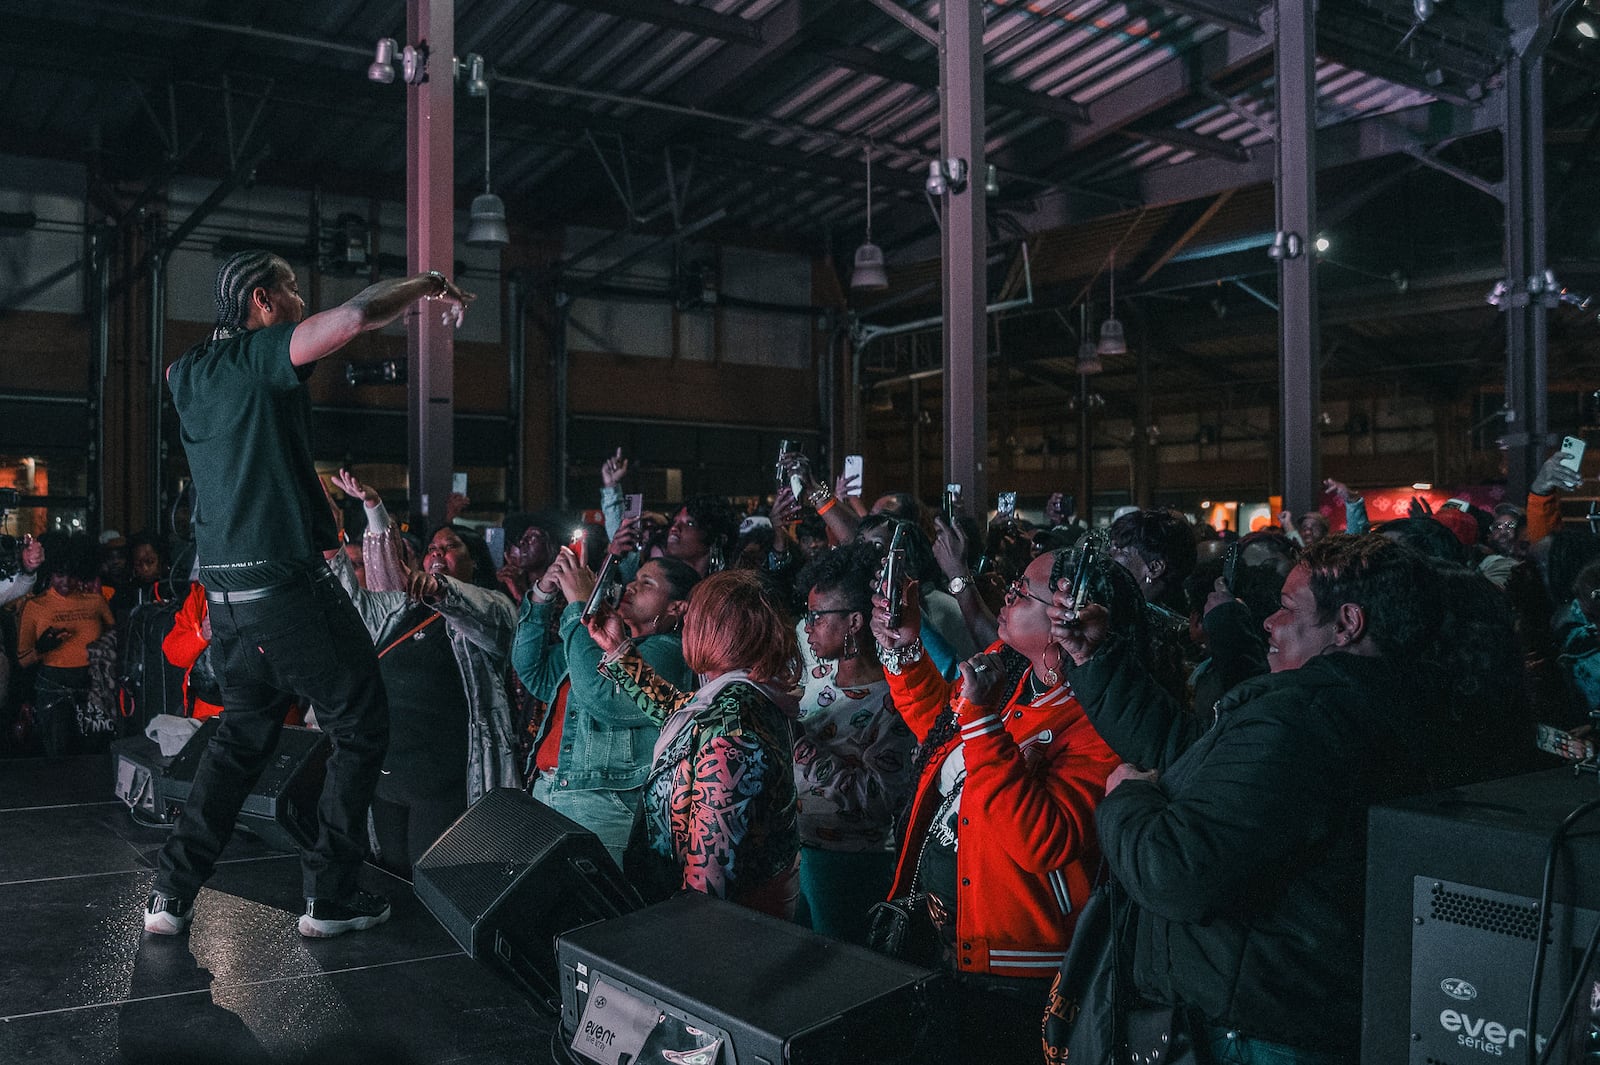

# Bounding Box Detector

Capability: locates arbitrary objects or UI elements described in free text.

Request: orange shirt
[18,588,114,669]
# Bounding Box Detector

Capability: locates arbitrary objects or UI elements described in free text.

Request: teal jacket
[512,596,695,793]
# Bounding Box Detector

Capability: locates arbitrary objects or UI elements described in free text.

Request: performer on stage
[144,250,472,939]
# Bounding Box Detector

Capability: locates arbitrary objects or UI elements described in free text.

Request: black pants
[155,570,388,902]
[35,666,87,758]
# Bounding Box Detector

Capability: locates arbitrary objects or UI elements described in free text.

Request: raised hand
[770,486,801,526]
[1323,478,1356,505]
[931,515,970,580]
[20,534,42,574]
[331,468,380,506]
[869,572,922,649]
[584,605,630,655]
[955,651,1007,710]
[1049,578,1110,666]
[429,276,476,328]
[1532,448,1585,495]
[609,515,641,557]
[601,448,629,488]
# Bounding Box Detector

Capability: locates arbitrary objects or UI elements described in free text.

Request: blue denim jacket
[512,597,695,793]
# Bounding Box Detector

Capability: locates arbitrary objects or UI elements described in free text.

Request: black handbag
[865,892,948,969]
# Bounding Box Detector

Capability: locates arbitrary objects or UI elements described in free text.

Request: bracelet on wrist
[805,485,834,510]
[816,497,838,517]
[877,638,925,675]
[599,638,635,667]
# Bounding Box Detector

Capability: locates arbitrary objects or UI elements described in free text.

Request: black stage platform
[0,754,556,1065]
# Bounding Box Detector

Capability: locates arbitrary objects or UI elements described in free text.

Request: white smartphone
[1560,436,1587,474]
[451,471,468,495]
[842,455,864,496]
[483,527,506,569]
[623,493,644,522]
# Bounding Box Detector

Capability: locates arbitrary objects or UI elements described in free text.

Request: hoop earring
[708,543,725,573]
[1041,644,1062,687]
[843,630,858,660]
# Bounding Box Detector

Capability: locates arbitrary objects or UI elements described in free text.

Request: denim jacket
[512,596,695,793]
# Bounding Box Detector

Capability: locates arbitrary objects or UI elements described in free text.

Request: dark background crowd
[2,438,1595,1065]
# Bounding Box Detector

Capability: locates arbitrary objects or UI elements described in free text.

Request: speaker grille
[414,789,584,926]
[1428,883,1540,941]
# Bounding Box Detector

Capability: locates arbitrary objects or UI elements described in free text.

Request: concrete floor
[0,754,557,1065]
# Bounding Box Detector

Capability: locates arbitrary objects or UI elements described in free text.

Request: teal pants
[796,845,897,945]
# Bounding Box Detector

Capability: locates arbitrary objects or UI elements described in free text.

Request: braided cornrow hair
[210,250,288,341]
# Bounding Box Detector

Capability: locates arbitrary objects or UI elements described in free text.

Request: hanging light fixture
[1076,302,1102,375]
[466,62,509,248]
[1097,250,1128,357]
[367,38,398,84]
[850,149,889,292]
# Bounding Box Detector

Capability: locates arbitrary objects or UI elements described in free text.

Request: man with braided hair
[145,251,473,939]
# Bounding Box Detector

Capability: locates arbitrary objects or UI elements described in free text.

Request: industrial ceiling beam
[548,0,762,43]
[816,42,1090,124]
[1148,0,1267,35]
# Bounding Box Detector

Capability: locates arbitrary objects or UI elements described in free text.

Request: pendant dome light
[1097,250,1128,357]
[466,58,509,248]
[850,149,889,292]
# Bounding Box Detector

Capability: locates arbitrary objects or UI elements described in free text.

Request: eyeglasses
[1004,579,1052,607]
[1489,521,1520,532]
[803,608,855,625]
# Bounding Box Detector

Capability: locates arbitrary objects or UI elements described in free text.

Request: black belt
[206,566,335,605]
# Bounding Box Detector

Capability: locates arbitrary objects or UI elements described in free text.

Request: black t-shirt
[376,606,470,802]
[915,749,964,910]
[166,323,336,591]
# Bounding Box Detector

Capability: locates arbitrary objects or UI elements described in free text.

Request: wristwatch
[948,574,973,595]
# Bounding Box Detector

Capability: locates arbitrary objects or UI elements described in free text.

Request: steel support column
[553,298,571,510]
[406,0,455,530]
[147,215,166,532]
[939,0,987,509]
[1502,51,1549,498]
[1273,0,1319,516]
[507,272,527,512]
[1077,372,1094,523]
[89,225,111,536]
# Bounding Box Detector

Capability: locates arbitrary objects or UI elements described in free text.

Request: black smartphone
[884,524,908,629]
[1069,540,1097,612]
[582,554,623,623]
[943,483,962,529]
[1221,542,1241,596]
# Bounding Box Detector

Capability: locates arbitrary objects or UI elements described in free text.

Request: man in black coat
[1053,534,1441,1064]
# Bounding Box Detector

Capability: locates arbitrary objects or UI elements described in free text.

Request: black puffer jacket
[1068,643,1423,1056]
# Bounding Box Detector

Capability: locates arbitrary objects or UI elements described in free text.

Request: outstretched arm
[290,272,474,367]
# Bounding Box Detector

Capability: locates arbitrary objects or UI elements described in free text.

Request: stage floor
[0,753,557,1065]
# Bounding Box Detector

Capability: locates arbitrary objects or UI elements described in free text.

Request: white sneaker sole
[144,910,192,935]
[297,907,391,939]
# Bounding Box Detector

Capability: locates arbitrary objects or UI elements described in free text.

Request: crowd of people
[3,250,1595,1064]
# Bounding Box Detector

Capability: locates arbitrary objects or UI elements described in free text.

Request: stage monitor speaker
[556,892,953,1065]
[1363,767,1600,1065]
[151,720,330,852]
[412,788,641,1011]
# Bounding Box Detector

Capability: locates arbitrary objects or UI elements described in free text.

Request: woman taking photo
[870,544,1134,1062]
[793,543,916,943]
[585,570,800,917]
[513,547,700,864]
[330,470,520,878]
